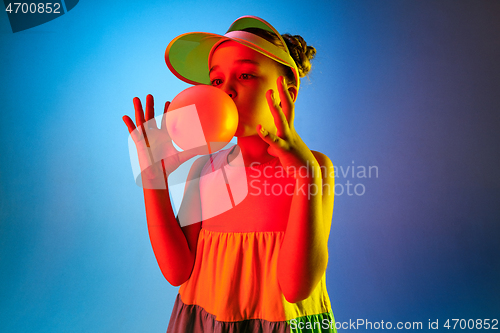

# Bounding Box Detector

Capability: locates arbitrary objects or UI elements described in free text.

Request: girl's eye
[239,73,253,80]
[211,78,222,86]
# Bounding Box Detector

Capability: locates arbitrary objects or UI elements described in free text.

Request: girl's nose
[221,81,237,99]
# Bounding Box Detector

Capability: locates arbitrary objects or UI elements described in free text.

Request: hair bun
[282,34,316,77]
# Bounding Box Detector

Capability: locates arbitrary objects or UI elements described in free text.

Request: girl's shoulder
[311,150,335,183]
[311,150,333,168]
[184,154,212,181]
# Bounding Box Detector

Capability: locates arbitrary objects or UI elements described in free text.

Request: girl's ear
[287,85,298,103]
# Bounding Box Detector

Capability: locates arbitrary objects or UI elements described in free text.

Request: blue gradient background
[1,1,499,332]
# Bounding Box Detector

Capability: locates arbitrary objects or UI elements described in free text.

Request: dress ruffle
[167,294,337,333]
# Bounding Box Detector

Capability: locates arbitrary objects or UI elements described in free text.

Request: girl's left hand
[257,76,318,178]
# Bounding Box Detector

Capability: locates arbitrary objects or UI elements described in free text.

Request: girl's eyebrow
[235,59,259,65]
[209,59,260,74]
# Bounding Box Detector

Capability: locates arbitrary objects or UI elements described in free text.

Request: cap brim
[165,16,300,90]
[165,32,223,85]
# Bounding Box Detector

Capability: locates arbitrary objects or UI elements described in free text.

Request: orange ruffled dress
[167,147,336,332]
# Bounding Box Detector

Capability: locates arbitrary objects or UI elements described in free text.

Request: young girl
[123,16,336,333]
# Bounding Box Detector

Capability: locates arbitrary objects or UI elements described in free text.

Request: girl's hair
[241,27,316,85]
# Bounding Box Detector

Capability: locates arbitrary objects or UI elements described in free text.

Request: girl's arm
[123,95,205,286]
[276,150,334,303]
[311,150,335,242]
[143,155,207,286]
[258,77,334,303]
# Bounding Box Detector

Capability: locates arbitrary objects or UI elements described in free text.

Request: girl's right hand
[123,94,203,188]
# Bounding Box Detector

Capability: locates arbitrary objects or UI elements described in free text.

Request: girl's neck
[232,135,275,167]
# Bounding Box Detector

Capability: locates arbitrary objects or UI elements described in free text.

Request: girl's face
[209,41,293,137]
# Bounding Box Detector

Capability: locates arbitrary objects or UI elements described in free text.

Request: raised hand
[123,94,202,188]
[257,76,319,178]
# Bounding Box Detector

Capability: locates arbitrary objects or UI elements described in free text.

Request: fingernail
[260,127,268,136]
